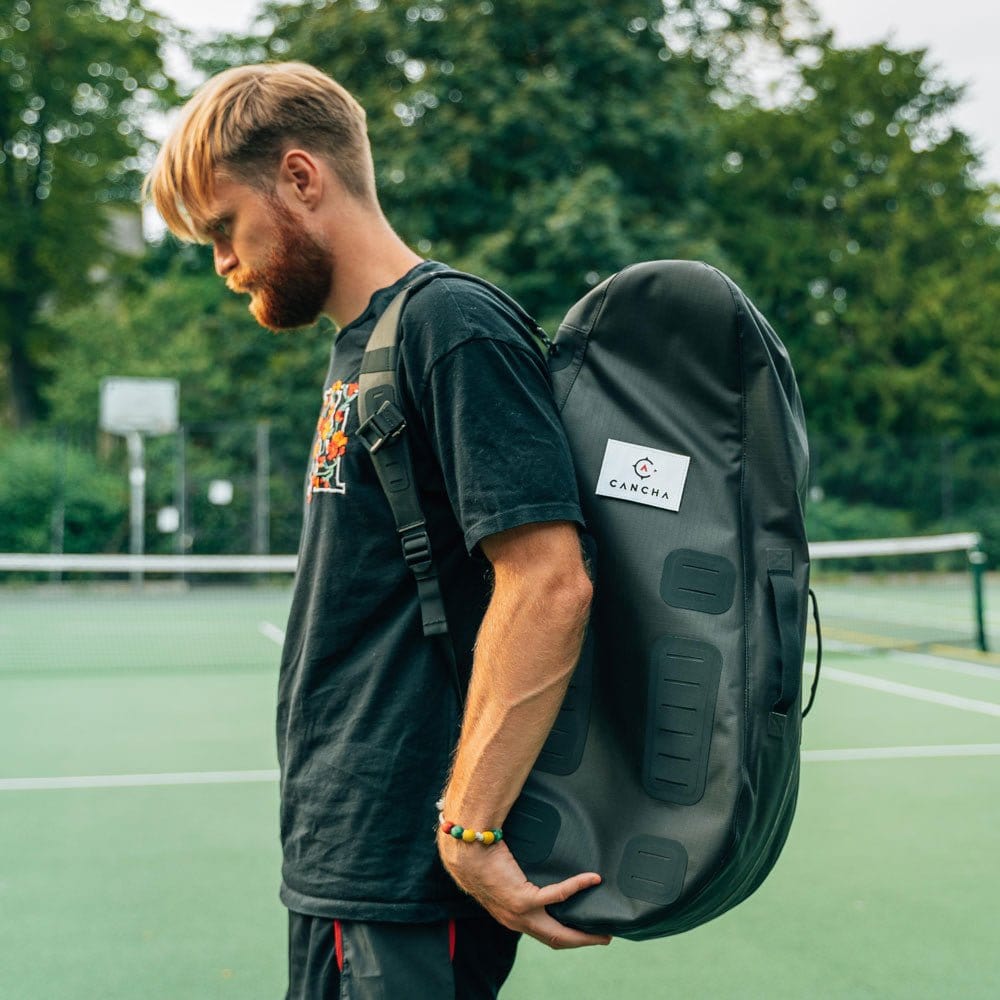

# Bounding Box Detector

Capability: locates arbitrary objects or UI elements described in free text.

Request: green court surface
[1,579,998,999]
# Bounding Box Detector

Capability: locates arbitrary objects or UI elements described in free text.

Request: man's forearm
[433,523,610,949]
[440,567,591,833]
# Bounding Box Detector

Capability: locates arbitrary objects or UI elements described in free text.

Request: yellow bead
[462,829,477,843]
[481,831,495,845]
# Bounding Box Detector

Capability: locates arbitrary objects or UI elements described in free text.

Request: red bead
[442,821,455,834]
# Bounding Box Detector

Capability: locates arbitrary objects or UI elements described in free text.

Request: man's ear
[279,149,324,209]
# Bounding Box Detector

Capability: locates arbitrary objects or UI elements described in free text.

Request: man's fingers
[536,871,603,907]
[524,910,612,950]
[515,873,611,948]
[445,852,611,948]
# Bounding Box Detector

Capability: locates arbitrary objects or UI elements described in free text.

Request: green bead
[494,829,503,841]
[450,826,464,838]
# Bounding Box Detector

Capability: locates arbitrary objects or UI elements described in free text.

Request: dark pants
[285,910,521,1000]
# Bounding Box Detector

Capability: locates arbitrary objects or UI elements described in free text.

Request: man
[145,61,610,999]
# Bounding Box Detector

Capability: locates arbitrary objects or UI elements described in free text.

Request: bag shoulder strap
[368,267,555,358]
[357,268,550,645]
[356,282,443,638]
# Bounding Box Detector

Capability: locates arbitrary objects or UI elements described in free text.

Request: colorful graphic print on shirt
[308,379,359,499]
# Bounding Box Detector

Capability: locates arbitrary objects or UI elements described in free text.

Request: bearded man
[144,61,608,999]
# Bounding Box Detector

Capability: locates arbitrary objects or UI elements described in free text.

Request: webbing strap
[767,548,803,738]
[388,268,554,354]
[358,286,447,637]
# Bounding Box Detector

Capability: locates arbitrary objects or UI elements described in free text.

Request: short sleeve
[414,334,584,556]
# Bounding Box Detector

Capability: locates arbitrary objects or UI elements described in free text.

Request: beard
[228,199,334,331]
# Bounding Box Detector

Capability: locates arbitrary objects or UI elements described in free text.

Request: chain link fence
[2,427,997,563]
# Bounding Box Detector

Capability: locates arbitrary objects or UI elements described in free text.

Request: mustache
[226,272,257,293]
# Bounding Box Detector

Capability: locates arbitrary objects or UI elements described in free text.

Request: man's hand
[439,835,612,949]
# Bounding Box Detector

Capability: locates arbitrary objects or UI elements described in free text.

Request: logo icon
[633,457,655,480]
[596,439,689,513]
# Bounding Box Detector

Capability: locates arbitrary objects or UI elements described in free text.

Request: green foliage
[198,0,810,327]
[709,42,1000,441]
[0,434,126,553]
[45,243,326,432]
[937,502,1000,570]
[43,247,331,553]
[4,0,997,553]
[806,496,913,543]
[0,0,175,425]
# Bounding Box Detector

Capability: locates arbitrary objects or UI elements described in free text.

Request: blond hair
[144,62,375,242]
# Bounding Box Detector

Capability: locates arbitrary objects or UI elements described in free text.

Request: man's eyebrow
[203,214,230,235]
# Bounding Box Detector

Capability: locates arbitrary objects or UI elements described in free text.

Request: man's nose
[214,243,237,277]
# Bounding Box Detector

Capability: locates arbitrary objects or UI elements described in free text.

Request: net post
[969,544,989,653]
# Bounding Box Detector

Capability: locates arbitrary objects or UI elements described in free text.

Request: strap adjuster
[358,399,407,455]
[400,526,433,576]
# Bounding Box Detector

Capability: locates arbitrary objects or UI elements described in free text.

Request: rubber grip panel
[642,637,722,805]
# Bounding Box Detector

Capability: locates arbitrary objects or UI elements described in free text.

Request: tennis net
[0,533,993,677]
[810,532,993,656]
[0,554,296,676]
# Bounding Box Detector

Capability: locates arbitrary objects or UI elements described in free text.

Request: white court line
[803,744,1000,762]
[0,769,280,792]
[887,650,1000,681]
[814,642,1000,681]
[258,622,285,645]
[8,642,991,791]
[6,746,1000,791]
[822,666,1000,717]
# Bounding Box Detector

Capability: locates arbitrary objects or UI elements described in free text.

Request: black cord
[802,588,822,719]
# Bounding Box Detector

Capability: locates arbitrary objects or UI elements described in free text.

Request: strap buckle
[400,525,448,636]
[400,525,433,576]
[358,399,407,455]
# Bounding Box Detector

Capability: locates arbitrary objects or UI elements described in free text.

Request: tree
[43,244,332,553]
[0,0,175,427]
[706,39,1000,532]
[708,41,1000,443]
[198,0,815,329]
[30,0,818,552]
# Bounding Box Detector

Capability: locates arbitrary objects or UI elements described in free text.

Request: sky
[144,0,1000,184]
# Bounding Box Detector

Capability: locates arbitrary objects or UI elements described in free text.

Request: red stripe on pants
[333,919,344,972]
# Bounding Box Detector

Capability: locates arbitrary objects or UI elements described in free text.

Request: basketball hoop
[100,378,181,580]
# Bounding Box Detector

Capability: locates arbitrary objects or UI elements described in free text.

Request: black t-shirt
[277,261,584,922]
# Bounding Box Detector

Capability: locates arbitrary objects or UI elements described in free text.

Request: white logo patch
[595,439,691,512]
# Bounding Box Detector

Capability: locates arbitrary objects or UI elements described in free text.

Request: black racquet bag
[358,260,817,940]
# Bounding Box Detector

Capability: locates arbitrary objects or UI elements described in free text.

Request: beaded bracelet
[436,800,503,846]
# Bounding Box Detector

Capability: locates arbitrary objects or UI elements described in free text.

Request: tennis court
[2,570,998,999]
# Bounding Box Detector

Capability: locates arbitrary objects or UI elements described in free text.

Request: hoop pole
[126,431,145,586]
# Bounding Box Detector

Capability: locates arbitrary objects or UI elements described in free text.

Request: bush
[0,435,127,553]
[806,497,914,543]
[934,502,1000,572]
